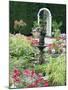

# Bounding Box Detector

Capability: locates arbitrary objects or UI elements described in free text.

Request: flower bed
[11,69,48,88]
[9,33,66,88]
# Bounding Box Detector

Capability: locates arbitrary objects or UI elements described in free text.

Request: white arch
[37,8,52,37]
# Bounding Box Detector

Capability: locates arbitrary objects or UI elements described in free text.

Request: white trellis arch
[37,8,52,37]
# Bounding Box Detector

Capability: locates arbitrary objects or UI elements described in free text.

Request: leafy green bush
[46,54,66,86]
[9,34,35,72]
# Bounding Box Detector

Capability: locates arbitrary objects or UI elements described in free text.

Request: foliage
[33,21,39,28]
[33,19,44,28]
[46,54,66,86]
[10,1,66,35]
[9,33,36,73]
[52,20,62,38]
[34,64,47,76]
[52,20,62,30]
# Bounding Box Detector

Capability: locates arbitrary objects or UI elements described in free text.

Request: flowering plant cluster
[44,37,66,54]
[13,69,21,83]
[12,69,48,88]
[9,33,66,88]
[31,39,39,46]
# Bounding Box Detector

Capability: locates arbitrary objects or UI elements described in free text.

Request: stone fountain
[32,8,52,64]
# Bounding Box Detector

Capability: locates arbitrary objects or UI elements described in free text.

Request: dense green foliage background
[9,1,66,35]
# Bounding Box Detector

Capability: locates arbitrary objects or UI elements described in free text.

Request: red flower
[44,81,49,87]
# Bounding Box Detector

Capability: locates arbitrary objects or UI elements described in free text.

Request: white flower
[51,48,55,54]
[44,47,49,52]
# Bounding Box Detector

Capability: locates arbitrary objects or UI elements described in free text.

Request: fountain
[32,8,52,64]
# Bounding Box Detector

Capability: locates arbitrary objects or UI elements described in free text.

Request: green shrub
[46,54,66,86]
[9,34,35,72]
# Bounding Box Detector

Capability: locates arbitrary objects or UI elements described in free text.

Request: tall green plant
[46,54,66,86]
[52,20,62,38]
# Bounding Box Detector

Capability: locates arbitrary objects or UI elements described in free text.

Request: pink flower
[47,44,52,48]
[23,69,31,76]
[36,78,43,83]
[44,81,49,87]
[38,73,43,77]
[23,69,37,77]
[14,77,20,83]
[32,39,39,46]
[13,73,20,83]
[13,68,21,83]
[14,69,20,76]
[28,82,37,88]
[31,70,37,77]
[13,73,17,78]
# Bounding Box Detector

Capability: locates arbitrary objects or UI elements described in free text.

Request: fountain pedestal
[32,8,52,64]
[37,27,46,64]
